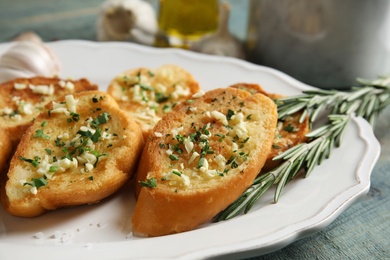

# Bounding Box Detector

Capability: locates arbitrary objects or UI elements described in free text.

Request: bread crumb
[77,227,85,233]
[97,221,107,228]
[33,232,44,239]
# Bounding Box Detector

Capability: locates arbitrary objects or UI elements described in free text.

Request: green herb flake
[139,83,154,91]
[215,133,225,142]
[226,155,237,165]
[226,109,235,121]
[19,156,40,167]
[140,177,157,188]
[44,148,52,155]
[49,166,58,172]
[92,112,110,127]
[172,170,182,177]
[55,137,65,147]
[197,157,205,168]
[23,177,48,189]
[169,154,179,161]
[69,112,80,122]
[41,121,47,127]
[156,92,170,103]
[283,124,297,133]
[34,129,50,139]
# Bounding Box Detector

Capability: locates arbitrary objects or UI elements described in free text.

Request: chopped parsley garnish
[215,133,225,142]
[156,92,170,103]
[226,109,235,120]
[197,157,205,168]
[226,155,237,165]
[34,129,50,139]
[139,83,154,91]
[55,137,65,147]
[19,156,40,167]
[169,154,179,161]
[140,177,157,188]
[242,137,250,143]
[88,176,94,180]
[68,112,80,123]
[284,124,297,132]
[91,150,108,167]
[23,177,48,188]
[49,166,58,172]
[45,148,52,155]
[246,114,252,120]
[92,112,110,127]
[41,121,47,127]
[172,170,182,177]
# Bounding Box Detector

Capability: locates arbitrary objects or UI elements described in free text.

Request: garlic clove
[12,31,43,44]
[1,42,51,74]
[0,39,60,84]
[97,0,158,45]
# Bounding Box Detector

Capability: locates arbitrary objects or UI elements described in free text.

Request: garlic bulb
[191,2,245,59]
[0,33,60,84]
[97,0,158,45]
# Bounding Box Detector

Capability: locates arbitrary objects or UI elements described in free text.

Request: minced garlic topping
[158,108,251,190]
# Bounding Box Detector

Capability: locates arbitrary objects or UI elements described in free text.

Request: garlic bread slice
[132,87,277,236]
[107,64,200,139]
[3,91,144,217]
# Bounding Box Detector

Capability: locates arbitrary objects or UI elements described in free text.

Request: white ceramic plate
[0,41,381,259]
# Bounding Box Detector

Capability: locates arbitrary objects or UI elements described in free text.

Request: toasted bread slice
[3,91,144,217]
[0,77,98,148]
[107,64,200,139]
[230,83,310,171]
[132,87,278,236]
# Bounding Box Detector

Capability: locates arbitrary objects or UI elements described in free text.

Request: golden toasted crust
[0,77,98,147]
[230,83,310,172]
[107,64,200,139]
[132,87,278,236]
[0,128,12,173]
[3,91,144,217]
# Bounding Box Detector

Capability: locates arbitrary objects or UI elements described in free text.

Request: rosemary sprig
[216,76,390,221]
[277,76,390,127]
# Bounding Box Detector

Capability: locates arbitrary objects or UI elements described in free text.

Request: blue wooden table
[0,0,389,259]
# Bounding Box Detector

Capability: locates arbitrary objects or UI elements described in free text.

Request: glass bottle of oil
[155,0,219,48]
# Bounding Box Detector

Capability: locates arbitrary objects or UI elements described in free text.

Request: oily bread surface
[0,77,98,147]
[230,83,310,171]
[132,87,278,236]
[107,64,200,139]
[3,90,144,217]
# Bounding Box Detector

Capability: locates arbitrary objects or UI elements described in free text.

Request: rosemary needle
[216,76,390,221]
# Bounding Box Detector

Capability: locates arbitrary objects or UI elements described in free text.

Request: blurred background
[0,0,248,43]
[1,0,390,88]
